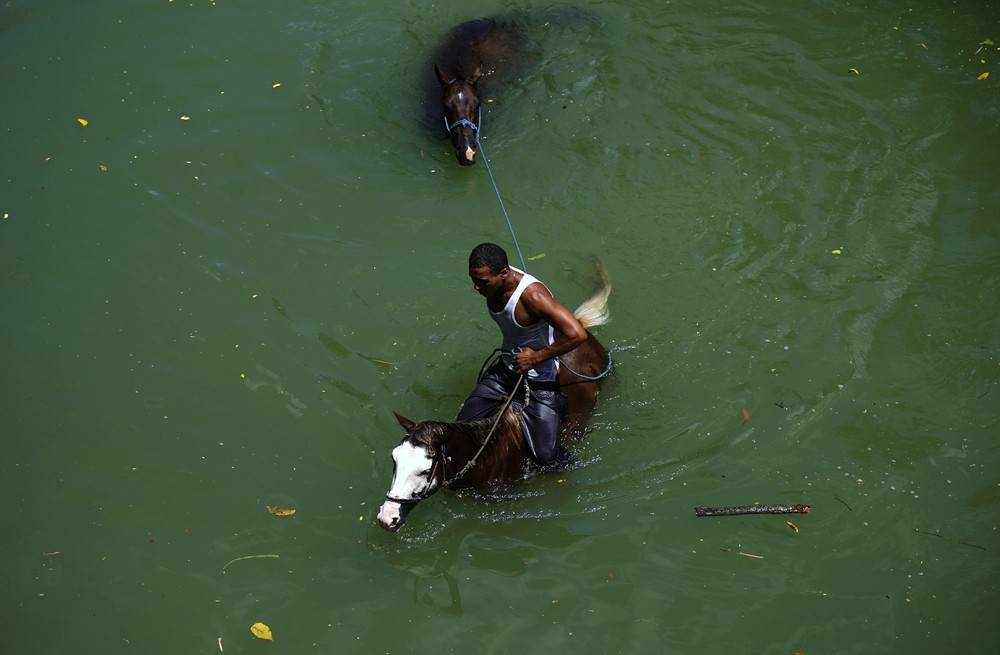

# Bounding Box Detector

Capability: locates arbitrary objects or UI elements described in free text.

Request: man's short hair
[469,243,509,274]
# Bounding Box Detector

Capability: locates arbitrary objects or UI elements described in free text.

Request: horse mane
[410,406,524,474]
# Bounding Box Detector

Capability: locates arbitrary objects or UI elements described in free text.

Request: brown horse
[429,17,533,166]
[377,267,611,531]
[427,8,603,165]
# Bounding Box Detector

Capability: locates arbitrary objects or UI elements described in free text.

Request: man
[457,243,588,467]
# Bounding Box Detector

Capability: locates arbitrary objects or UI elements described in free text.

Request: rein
[442,369,526,488]
[384,363,527,504]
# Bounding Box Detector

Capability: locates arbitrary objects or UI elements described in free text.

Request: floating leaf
[978,72,990,81]
[787,520,799,533]
[99,165,108,172]
[250,622,273,641]
[741,407,751,424]
[848,68,860,75]
[267,506,296,516]
[272,83,282,89]
[77,118,89,126]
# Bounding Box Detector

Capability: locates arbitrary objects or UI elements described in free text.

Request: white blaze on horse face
[378,441,437,531]
[465,145,475,161]
[387,441,436,501]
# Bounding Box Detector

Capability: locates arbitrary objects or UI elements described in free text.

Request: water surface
[3,0,998,652]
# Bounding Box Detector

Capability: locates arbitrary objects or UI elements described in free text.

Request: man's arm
[512,282,588,374]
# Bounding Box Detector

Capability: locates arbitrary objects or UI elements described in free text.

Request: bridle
[384,440,448,504]
[384,369,527,504]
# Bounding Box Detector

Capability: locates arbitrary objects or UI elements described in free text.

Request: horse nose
[464,145,476,162]
[377,502,405,531]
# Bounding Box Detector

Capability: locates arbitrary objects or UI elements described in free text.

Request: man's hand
[513,347,539,374]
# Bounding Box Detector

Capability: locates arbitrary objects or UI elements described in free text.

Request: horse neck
[445,409,528,489]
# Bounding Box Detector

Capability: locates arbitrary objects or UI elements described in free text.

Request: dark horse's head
[435,63,482,166]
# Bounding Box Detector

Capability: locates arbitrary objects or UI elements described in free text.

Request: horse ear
[434,64,453,87]
[469,62,484,84]
[394,412,416,431]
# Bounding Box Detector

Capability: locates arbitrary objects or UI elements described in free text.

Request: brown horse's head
[436,63,482,166]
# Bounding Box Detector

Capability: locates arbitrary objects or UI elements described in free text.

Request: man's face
[469,265,505,298]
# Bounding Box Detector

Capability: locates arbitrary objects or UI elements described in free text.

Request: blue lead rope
[557,346,631,382]
[446,108,527,271]
[477,139,528,273]
[450,108,626,381]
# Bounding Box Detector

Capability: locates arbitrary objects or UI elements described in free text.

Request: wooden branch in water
[914,529,986,550]
[695,504,811,517]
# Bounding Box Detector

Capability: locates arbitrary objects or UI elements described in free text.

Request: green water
[3,0,998,652]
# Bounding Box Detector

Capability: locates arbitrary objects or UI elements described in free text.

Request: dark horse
[377,266,611,531]
[428,17,535,166]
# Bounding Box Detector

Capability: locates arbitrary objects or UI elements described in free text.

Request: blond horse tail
[573,260,611,329]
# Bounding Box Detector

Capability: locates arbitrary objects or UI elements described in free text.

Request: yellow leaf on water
[977,72,990,81]
[787,521,799,533]
[741,407,751,424]
[77,118,89,126]
[267,506,296,516]
[848,68,860,75]
[250,622,273,641]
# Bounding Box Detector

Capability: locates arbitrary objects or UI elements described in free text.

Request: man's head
[469,243,509,274]
[469,243,511,298]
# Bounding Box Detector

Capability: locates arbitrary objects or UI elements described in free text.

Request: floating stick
[914,529,986,550]
[695,504,811,517]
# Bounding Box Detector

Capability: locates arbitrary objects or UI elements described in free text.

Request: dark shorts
[456,361,569,466]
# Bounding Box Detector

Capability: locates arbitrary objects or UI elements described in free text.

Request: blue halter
[444,106,482,141]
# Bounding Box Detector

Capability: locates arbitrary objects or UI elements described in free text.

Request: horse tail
[573,260,611,329]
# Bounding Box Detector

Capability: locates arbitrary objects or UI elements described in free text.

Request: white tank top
[489,268,557,381]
